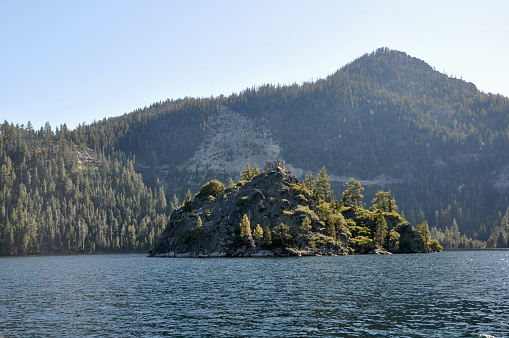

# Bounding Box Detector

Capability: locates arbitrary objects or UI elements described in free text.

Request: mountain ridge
[53,47,509,243]
[2,47,509,255]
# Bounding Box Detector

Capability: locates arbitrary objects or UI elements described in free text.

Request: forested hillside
[70,48,508,242]
[2,47,509,254]
[0,122,168,255]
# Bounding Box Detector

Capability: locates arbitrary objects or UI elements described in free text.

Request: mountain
[1,47,509,255]
[150,161,434,257]
[77,48,509,241]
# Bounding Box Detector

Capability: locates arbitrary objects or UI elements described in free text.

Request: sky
[1,0,508,130]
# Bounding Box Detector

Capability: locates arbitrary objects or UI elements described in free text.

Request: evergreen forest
[0,122,168,255]
[1,47,509,255]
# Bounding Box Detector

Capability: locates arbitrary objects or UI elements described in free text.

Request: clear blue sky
[1,0,508,130]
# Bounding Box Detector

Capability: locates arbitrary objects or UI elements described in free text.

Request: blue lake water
[0,251,508,337]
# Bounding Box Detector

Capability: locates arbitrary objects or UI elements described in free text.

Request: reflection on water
[0,251,508,337]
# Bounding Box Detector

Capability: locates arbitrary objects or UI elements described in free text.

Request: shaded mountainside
[3,47,509,255]
[73,48,509,246]
[150,162,435,257]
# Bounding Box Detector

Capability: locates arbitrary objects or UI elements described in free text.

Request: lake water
[0,251,508,337]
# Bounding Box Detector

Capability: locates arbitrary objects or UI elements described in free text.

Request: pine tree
[372,189,397,212]
[416,220,430,248]
[170,194,180,211]
[300,216,312,232]
[240,162,252,181]
[388,228,400,252]
[253,224,263,246]
[304,172,316,192]
[196,216,204,252]
[184,189,192,203]
[239,214,252,239]
[252,163,260,177]
[263,226,272,247]
[451,219,460,241]
[342,178,364,209]
[274,223,291,247]
[316,166,332,202]
[375,210,388,248]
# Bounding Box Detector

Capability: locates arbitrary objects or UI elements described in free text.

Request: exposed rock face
[178,108,304,178]
[150,161,342,257]
[393,222,425,253]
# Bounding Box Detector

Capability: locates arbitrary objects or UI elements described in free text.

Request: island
[149,161,442,257]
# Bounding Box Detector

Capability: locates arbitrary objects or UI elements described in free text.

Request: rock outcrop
[149,161,431,257]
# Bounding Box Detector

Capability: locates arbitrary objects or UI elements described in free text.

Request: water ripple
[0,251,508,337]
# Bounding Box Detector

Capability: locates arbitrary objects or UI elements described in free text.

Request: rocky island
[150,161,442,257]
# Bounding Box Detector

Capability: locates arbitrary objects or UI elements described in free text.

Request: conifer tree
[372,189,397,212]
[300,216,312,232]
[304,172,316,191]
[253,224,263,245]
[252,163,260,177]
[388,229,400,252]
[451,219,460,241]
[196,216,204,252]
[239,214,252,239]
[342,178,364,209]
[316,166,333,202]
[375,210,388,248]
[240,162,252,181]
[274,223,291,246]
[184,189,192,203]
[170,194,180,211]
[263,226,272,247]
[416,220,430,248]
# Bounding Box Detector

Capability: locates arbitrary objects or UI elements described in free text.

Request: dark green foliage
[371,189,397,212]
[316,166,333,202]
[430,218,486,249]
[303,173,316,192]
[343,179,364,210]
[178,227,200,245]
[350,236,375,252]
[486,207,509,248]
[253,224,263,241]
[375,210,388,248]
[262,226,272,247]
[252,163,261,177]
[0,122,167,255]
[300,216,312,232]
[273,223,292,247]
[416,221,431,248]
[388,229,401,252]
[184,189,192,203]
